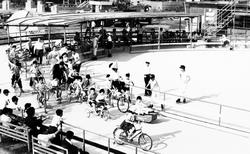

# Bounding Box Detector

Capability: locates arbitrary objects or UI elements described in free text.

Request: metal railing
[32,136,68,154]
[129,84,250,134]
[0,122,32,151]
[61,122,155,154]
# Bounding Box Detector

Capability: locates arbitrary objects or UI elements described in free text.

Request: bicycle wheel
[138,133,153,151]
[44,90,50,101]
[117,96,129,113]
[113,128,127,145]
[102,109,110,121]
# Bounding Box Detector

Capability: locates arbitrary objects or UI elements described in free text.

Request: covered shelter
[5,11,201,49]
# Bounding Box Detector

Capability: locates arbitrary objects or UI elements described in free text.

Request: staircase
[77,0,89,8]
[205,0,239,36]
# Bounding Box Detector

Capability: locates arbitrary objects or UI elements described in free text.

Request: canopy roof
[6,12,199,27]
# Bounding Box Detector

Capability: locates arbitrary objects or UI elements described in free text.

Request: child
[36,77,47,107]
[50,109,64,130]
[87,88,97,108]
[67,66,79,85]
[123,73,134,102]
[132,96,153,115]
[95,89,107,115]
[69,76,83,99]
[30,60,42,90]
[7,96,21,111]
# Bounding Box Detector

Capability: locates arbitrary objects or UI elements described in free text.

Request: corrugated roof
[6,12,200,27]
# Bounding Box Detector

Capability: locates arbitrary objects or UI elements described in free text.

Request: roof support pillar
[64,26,66,44]
[179,17,181,35]
[80,23,83,44]
[48,26,51,49]
[7,25,10,44]
[158,26,160,50]
[19,25,22,50]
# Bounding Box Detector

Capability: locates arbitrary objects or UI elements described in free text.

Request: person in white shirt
[34,38,45,64]
[47,46,59,68]
[147,74,162,109]
[37,126,60,147]
[176,65,191,104]
[50,109,64,130]
[0,108,12,127]
[144,61,151,96]
[58,44,69,57]
[106,33,113,57]
[71,50,81,73]
[6,96,21,111]
[92,35,99,60]
[1,89,11,110]
[130,96,152,115]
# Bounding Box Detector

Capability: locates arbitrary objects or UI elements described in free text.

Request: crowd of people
[0,26,193,153]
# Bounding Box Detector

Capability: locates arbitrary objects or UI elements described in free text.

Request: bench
[0,122,31,151]
[32,137,68,154]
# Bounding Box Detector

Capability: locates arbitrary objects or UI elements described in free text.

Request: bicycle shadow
[186,94,219,103]
[150,130,181,152]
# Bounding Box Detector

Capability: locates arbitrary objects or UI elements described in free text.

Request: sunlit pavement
[1,47,250,153]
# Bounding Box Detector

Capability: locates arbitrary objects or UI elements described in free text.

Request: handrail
[32,136,68,154]
[93,74,250,114]
[131,84,250,113]
[0,122,32,151]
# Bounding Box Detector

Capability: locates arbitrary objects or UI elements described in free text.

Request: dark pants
[35,49,43,64]
[11,74,22,89]
[73,63,81,73]
[144,74,151,96]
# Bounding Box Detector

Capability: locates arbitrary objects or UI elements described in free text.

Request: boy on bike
[68,76,83,100]
[36,77,47,107]
[120,112,138,141]
[95,89,108,116]
[87,88,98,108]
[30,60,42,91]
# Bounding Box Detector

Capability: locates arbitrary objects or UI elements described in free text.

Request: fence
[32,136,68,154]
[0,122,32,151]
[130,84,250,134]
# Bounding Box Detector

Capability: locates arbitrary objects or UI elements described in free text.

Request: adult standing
[26,38,33,56]
[92,35,99,60]
[176,65,191,104]
[147,74,164,110]
[52,61,67,100]
[106,33,113,57]
[47,46,60,72]
[34,38,45,65]
[144,61,151,96]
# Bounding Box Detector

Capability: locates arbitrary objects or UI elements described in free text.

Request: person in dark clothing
[52,61,67,99]
[73,32,81,45]
[61,131,89,154]
[24,107,45,137]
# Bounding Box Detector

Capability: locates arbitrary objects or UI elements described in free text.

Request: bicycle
[86,100,111,121]
[113,120,153,151]
[37,91,48,114]
[67,83,84,103]
[108,88,131,113]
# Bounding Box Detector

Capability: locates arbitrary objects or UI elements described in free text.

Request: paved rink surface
[1,48,250,153]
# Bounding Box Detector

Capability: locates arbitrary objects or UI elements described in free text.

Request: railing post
[82,130,86,152]
[27,129,32,152]
[218,105,222,126]
[135,147,138,154]
[163,92,166,101]
[107,138,110,154]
